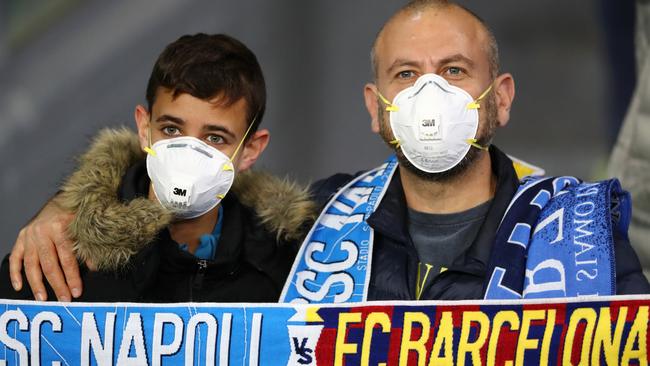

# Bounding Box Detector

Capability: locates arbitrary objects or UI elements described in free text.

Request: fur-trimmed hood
[58,128,317,271]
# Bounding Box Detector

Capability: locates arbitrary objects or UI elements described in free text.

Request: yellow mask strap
[144,126,156,156]
[219,116,258,198]
[389,138,401,148]
[376,90,399,112]
[466,138,489,150]
[467,82,494,110]
[229,114,258,162]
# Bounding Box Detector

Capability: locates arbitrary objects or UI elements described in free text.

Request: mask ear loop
[215,115,258,200]
[220,113,259,172]
[229,114,258,162]
[376,90,399,112]
[144,125,157,156]
[466,138,489,151]
[465,82,495,150]
[375,89,402,149]
[467,82,494,110]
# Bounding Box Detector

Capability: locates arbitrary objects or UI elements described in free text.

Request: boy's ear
[236,129,270,172]
[134,105,151,149]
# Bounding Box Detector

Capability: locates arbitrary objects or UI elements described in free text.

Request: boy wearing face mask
[0,33,315,302]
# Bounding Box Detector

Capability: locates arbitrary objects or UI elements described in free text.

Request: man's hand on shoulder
[9,197,82,301]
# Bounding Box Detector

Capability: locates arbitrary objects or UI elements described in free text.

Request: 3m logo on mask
[421,118,436,127]
[173,187,187,197]
[169,185,191,209]
[419,117,441,141]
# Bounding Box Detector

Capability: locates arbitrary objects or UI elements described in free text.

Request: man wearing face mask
[0,33,314,302]
[280,0,650,302]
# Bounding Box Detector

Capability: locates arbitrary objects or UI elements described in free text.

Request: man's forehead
[375,6,489,72]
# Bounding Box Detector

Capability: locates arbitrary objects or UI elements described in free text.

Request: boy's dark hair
[145,33,266,133]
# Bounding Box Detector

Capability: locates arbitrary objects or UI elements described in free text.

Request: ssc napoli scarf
[280,156,399,303]
[281,156,627,304]
[484,176,630,299]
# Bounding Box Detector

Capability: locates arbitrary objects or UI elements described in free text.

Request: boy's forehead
[150,89,250,133]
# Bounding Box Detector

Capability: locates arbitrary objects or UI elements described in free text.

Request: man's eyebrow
[385,54,475,76]
[439,54,475,68]
[386,58,422,75]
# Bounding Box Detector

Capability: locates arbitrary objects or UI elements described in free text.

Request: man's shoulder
[310,172,364,209]
[231,170,318,243]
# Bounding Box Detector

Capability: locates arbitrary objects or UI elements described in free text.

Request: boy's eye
[162,126,181,136]
[206,135,224,144]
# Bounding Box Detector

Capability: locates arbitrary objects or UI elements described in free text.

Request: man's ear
[236,128,270,172]
[134,105,151,150]
[493,73,515,128]
[364,83,381,133]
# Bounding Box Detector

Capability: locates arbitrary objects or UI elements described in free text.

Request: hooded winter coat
[0,128,317,302]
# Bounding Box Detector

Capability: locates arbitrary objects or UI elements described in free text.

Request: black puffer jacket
[311,146,650,300]
[0,188,296,302]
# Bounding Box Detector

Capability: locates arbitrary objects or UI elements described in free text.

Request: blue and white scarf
[282,156,628,303]
[484,176,629,299]
[280,156,398,303]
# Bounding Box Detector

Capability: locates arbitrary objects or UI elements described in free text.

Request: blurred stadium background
[0,0,635,255]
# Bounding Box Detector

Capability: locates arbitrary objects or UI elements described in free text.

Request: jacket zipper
[193,259,208,294]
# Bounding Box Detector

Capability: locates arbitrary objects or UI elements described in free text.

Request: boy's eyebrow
[203,124,236,139]
[155,114,185,124]
[155,115,237,139]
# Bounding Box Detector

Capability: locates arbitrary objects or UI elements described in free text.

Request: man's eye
[162,126,181,136]
[206,135,224,144]
[397,70,415,79]
[445,67,463,76]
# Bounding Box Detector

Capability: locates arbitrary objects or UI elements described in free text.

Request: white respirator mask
[377,73,493,173]
[144,120,255,219]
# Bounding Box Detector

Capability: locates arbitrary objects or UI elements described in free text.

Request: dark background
[0,0,635,256]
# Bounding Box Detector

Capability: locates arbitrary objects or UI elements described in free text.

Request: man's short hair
[371,0,500,80]
[145,33,266,133]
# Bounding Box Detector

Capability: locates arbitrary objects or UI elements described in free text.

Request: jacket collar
[366,146,519,275]
[119,161,244,270]
[58,128,316,271]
